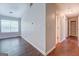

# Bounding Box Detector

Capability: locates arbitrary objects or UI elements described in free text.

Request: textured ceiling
[56,3,79,17]
[0,3,28,18]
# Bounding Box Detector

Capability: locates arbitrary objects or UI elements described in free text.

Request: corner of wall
[46,44,56,55]
[21,37,46,56]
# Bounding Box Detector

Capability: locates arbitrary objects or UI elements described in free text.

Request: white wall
[21,4,46,55]
[60,15,68,42]
[46,4,56,54]
[56,14,68,42]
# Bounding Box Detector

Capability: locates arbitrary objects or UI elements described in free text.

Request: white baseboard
[21,37,57,56]
[60,38,65,43]
[0,36,21,39]
[46,44,56,55]
[22,37,46,56]
[46,38,65,55]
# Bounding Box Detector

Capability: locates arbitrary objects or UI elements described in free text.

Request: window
[10,21,18,32]
[1,20,10,32]
[1,19,19,32]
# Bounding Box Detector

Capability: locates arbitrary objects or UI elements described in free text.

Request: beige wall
[46,4,56,53]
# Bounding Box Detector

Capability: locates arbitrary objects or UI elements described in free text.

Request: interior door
[70,21,76,36]
[68,16,78,36]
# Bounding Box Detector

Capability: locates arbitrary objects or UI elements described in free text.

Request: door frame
[66,16,78,37]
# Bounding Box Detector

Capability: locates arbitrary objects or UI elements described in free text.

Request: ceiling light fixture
[9,11,13,14]
[30,3,33,8]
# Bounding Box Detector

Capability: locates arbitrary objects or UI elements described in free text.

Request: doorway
[67,16,78,37]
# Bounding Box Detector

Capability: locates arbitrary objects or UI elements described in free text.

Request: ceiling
[0,3,28,18]
[56,4,79,17]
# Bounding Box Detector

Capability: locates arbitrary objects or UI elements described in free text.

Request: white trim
[78,16,79,47]
[61,39,65,43]
[60,38,66,43]
[46,44,56,55]
[22,37,46,56]
[0,36,21,39]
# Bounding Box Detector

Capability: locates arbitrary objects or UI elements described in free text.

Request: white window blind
[1,19,19,32]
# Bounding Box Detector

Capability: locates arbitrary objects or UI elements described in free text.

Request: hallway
[48,36,79,56]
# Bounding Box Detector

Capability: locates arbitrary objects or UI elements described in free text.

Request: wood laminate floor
[48,36,79,56]
[0,37,43,56]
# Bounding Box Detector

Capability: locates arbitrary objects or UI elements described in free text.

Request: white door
[68,17,78,36]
